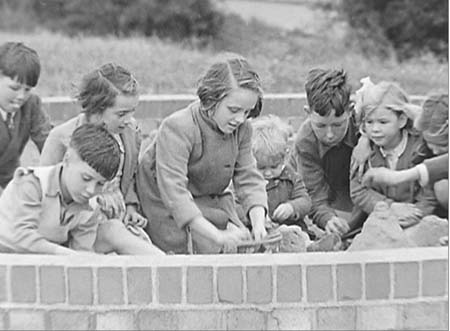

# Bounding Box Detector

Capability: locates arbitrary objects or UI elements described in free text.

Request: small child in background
[350,78,438,228]
[251,115,312,231]
[0,42,52,192]
[0,124,120,254]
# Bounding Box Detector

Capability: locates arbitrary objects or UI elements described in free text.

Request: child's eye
[315,123,326,128]
[82,175,93,182]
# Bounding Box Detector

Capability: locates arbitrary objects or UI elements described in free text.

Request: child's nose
[326,126,334,139]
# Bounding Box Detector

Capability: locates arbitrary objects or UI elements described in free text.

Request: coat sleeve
[1,175,66,254]
[68,209,100,252]
[40,127,67,166]
[124,124,142,206]
[287,171,312,221]
[155,117,203,228]
[424,154,448,185]
[413,183,439,216]
[28,95,52,152]
[350,153,394,214]
[232,124,268,216]
[295,138,335,229]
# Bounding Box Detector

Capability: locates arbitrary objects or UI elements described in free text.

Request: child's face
[364,107,407,150]
[310,109,349,147]
[212,88,258,134]
[62,150,107,204]
[93,94,139,134]
[0,75,32,113]
[256,156,285,180]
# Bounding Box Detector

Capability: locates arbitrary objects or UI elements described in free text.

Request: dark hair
[0,42,40,87]
[77,62,139,119]
[70,123,121,181]
[197,53,263,118]
[305,68,351,117]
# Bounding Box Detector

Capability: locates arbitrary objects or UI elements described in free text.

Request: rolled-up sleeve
[232,124,268,216]
[156,117,202,228]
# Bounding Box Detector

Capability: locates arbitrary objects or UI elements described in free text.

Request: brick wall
[0,247,447,330]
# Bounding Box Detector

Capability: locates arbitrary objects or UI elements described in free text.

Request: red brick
[365,263,390,300]
[138,310,179,330]
[276,265,301,303]
[178,310,226,330]
[306,265,333,303]
[97,267,124,305]
[401,302,443,330]
[40,266,65,304]
[226,309,266,330]
[126,267,152,304]
[217,267,242,304]
[422,260,447,297]
[11,265,36,303]
[394,262,419,299]
[68,267,93,305]
[49,310,91,330]
[96,311,135,330]
[337,264,362,301]
[187,266,213,304]
[0,267,6,302]
[317,306,356,330]
[9,309,46,330]
[157,267,181,304]
[247,266,272,304]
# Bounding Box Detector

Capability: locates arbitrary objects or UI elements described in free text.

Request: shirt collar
[379,129,408,159]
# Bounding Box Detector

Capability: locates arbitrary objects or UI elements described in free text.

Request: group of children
[0,41,447,255]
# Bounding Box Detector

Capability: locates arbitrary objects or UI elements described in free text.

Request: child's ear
[398,113,408,129]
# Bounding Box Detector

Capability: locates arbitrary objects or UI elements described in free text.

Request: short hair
[305,68,351,117]
[251,115,291,164]
[77,62,139,118]
[197,53,263,118]
[416,93,448,148]
[0,42,41,87]
[69,123,121,181]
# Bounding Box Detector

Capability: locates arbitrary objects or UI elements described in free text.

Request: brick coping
[41,93,426,104]
[0,247,446,267]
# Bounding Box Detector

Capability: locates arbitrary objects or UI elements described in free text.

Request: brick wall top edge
[0,247,446,267]
[41,93,425,104]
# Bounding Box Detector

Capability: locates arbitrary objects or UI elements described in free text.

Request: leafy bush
[340,0,448,60]
[5,0,224,42]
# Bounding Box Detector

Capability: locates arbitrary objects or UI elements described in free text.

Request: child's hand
[325,216,350,236]
[96,190,126,219]
[390,202,423,228]
[272,203,295,222]
[123,204,148,228]
[252,222,268,242]
[219,223,251,252]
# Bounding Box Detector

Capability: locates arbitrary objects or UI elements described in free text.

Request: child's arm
[3,175,76,254]
[295,145,336,229]
[27,95,52,152]
[39,128,67,166]
[350,154,394,214]
[286,170,312,221]
[424,154,448,185]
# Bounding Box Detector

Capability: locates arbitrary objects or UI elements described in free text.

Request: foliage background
[0,0,447,97]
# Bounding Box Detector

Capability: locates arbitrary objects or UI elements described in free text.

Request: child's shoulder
[7,167,43,199]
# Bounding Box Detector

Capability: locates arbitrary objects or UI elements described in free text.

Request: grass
[0,28,447,97]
